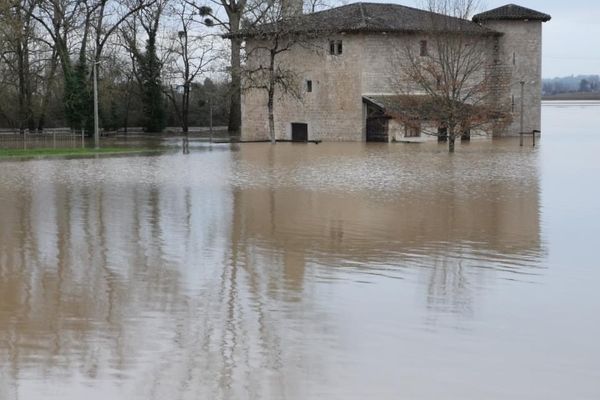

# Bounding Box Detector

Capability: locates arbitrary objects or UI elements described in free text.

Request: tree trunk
[123,97,130,133]
[182,83,190,134]
[267,89,275,144]
[17,43,26,134]
[38,51,59,132]
[448,127,456,153]
[23,43,35,132]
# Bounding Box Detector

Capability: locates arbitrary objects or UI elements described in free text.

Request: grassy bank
[0,147,160,160]
[543,92,600,101]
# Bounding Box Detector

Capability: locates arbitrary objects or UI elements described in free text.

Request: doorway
[366,116,389,142]
[291,123,308,142]
[365,101,389,142]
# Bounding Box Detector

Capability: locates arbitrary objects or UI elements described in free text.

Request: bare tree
[390,0,511,152]
[304,0,347,13]
[188,0,278,137]
[242,2,320,143]
[185,0,246,136]
[30,0,154,131]
[122,0,169,132]
[163,1,219,133]
[0,0,41,133]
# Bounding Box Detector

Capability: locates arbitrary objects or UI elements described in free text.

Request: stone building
[241,2,551,142]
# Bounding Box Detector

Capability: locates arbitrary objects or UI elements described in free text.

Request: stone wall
[241,22,544,141]
[481,20,544,136]
[242,35,367,141]
[242,33,442,141]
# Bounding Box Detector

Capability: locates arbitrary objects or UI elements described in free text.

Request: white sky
[364,0,600,78]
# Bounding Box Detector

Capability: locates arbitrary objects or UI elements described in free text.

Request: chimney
[282,0,303,17]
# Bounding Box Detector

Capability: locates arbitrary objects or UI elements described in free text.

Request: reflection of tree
[0,142,545,396]
[0,160,216,394]
[0,152,324,398]
[426,257,473,317]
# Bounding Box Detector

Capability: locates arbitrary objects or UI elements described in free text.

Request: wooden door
[291,123,308,142]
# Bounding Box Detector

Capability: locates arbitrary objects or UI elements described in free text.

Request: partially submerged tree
[390,0,511,152]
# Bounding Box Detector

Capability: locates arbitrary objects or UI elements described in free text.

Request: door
[291,123,308,142]
[366,117,389,142]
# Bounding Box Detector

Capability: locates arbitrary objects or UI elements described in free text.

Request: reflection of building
[232,143,542,259]
[242,2,551,141]
[231,142,544,313]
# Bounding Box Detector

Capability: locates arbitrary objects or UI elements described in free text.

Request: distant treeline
[543,75,600,95]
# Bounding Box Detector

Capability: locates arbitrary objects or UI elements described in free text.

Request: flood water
[1,103,599,399]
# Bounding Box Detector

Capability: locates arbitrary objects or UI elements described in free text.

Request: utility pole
[519,81,525,147]
[94,62,100,149]
[209,96,213,144]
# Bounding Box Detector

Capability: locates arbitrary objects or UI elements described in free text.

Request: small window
[513,52,516,65]
[511,95,515,112]
[329,40,343,55]
[405,124,421,138]
[420,40,428,56]
[306,80,312,93]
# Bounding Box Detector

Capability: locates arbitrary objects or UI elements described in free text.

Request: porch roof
[363,95,434,120]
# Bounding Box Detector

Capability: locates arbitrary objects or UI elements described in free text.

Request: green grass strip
[0,147,161,159]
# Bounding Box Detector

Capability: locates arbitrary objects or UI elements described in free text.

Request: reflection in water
[0,130,586,399]
[231,143,543,316]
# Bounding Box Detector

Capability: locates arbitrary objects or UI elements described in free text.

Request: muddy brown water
[1,103,599,399]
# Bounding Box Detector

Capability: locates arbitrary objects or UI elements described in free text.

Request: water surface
[0,103,599,399]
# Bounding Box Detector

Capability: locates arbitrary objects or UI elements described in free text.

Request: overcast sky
[364,0,599,78]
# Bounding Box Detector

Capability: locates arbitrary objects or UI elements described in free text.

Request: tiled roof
[237,2,496,37]
[364,95,439,120]
[473,4,551,23]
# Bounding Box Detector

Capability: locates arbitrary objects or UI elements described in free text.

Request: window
[513,52,516,65]
[405,124,421,138]
[306,80,313,93]
[329,40,343,55]
[420,40,428,56]
[512,95,515,112]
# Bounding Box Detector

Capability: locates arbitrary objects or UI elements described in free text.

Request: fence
[0,129,86,150]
